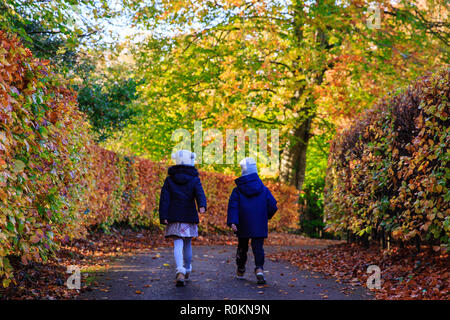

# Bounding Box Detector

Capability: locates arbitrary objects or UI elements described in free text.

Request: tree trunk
[279,1,329,191]
[279,117,312,190]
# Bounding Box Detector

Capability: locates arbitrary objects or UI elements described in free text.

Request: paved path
[79,245,371,300]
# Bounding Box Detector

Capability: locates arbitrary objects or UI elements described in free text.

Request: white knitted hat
[172,150,196,166]
[239,157,257,176]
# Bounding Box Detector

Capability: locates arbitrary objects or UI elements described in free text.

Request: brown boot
[176,272,185,287]
[236,267,245,279]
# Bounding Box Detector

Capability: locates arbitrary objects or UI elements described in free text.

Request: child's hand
[199,207,206,213]
[231,224,237,232]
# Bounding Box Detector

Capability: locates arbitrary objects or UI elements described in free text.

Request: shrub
[324,68,449,247]
[0,31,92,286]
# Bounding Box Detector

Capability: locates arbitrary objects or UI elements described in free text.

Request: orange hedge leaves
[0,32,300,286]
[86,145,299,234]
[324,68,449,247]
[0,31,92,286]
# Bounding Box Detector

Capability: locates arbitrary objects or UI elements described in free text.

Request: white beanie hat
[172,149,196,166]
[240,157,258,176]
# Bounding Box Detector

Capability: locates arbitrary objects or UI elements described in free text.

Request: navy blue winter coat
[158,165,207,224]
[227,173,278,238]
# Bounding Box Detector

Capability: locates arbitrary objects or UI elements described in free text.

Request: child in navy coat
[227,157,278,284]
[159,150,207,287]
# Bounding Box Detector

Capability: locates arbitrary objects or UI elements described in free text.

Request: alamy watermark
[366,265,381,290]
[367,5,381,29]
[66,265,81,290]
[171,121,279,176]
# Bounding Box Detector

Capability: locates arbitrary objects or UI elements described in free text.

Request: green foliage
[299,121,335,238]
[75,78,140,141]
[0,1,128,75]
[108,0,448,183]
[0,0,119,48]
[73,48,142,141]
[5,17,78,72]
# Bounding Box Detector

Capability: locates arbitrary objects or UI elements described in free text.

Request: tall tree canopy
[0,0,125,70]
[107,0,448,190]
[1,1,143,139]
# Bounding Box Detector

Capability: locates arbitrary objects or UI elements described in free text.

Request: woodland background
[0,0,448,298]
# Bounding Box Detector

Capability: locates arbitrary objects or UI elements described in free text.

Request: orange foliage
[85,146,300,234]
[324,68,449,246]
[0,30,299,287]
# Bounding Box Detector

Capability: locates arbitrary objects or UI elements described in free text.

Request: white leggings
[173,237,192,275]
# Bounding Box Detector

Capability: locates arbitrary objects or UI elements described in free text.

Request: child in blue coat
[227,157,278,284]
[159,150,207,287]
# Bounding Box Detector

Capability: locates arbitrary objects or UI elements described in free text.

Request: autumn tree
[0,0,136,76]
[109,0,448,190]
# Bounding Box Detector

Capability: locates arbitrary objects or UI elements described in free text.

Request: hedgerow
[324,68,449,248]
[0,31,92,286]
[86,146,299,234]
[0,32,299,287]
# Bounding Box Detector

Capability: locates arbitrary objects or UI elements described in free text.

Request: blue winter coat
[227,173,278,238]
[158,165,207,224]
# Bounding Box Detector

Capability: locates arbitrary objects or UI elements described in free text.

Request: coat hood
[234,173,264,197]
[168,165,199,184]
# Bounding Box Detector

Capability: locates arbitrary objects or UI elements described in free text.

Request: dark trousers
[236,237,264,271]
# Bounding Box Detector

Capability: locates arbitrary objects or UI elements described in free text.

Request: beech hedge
[324,68,449,248]
[0,31,92,286]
